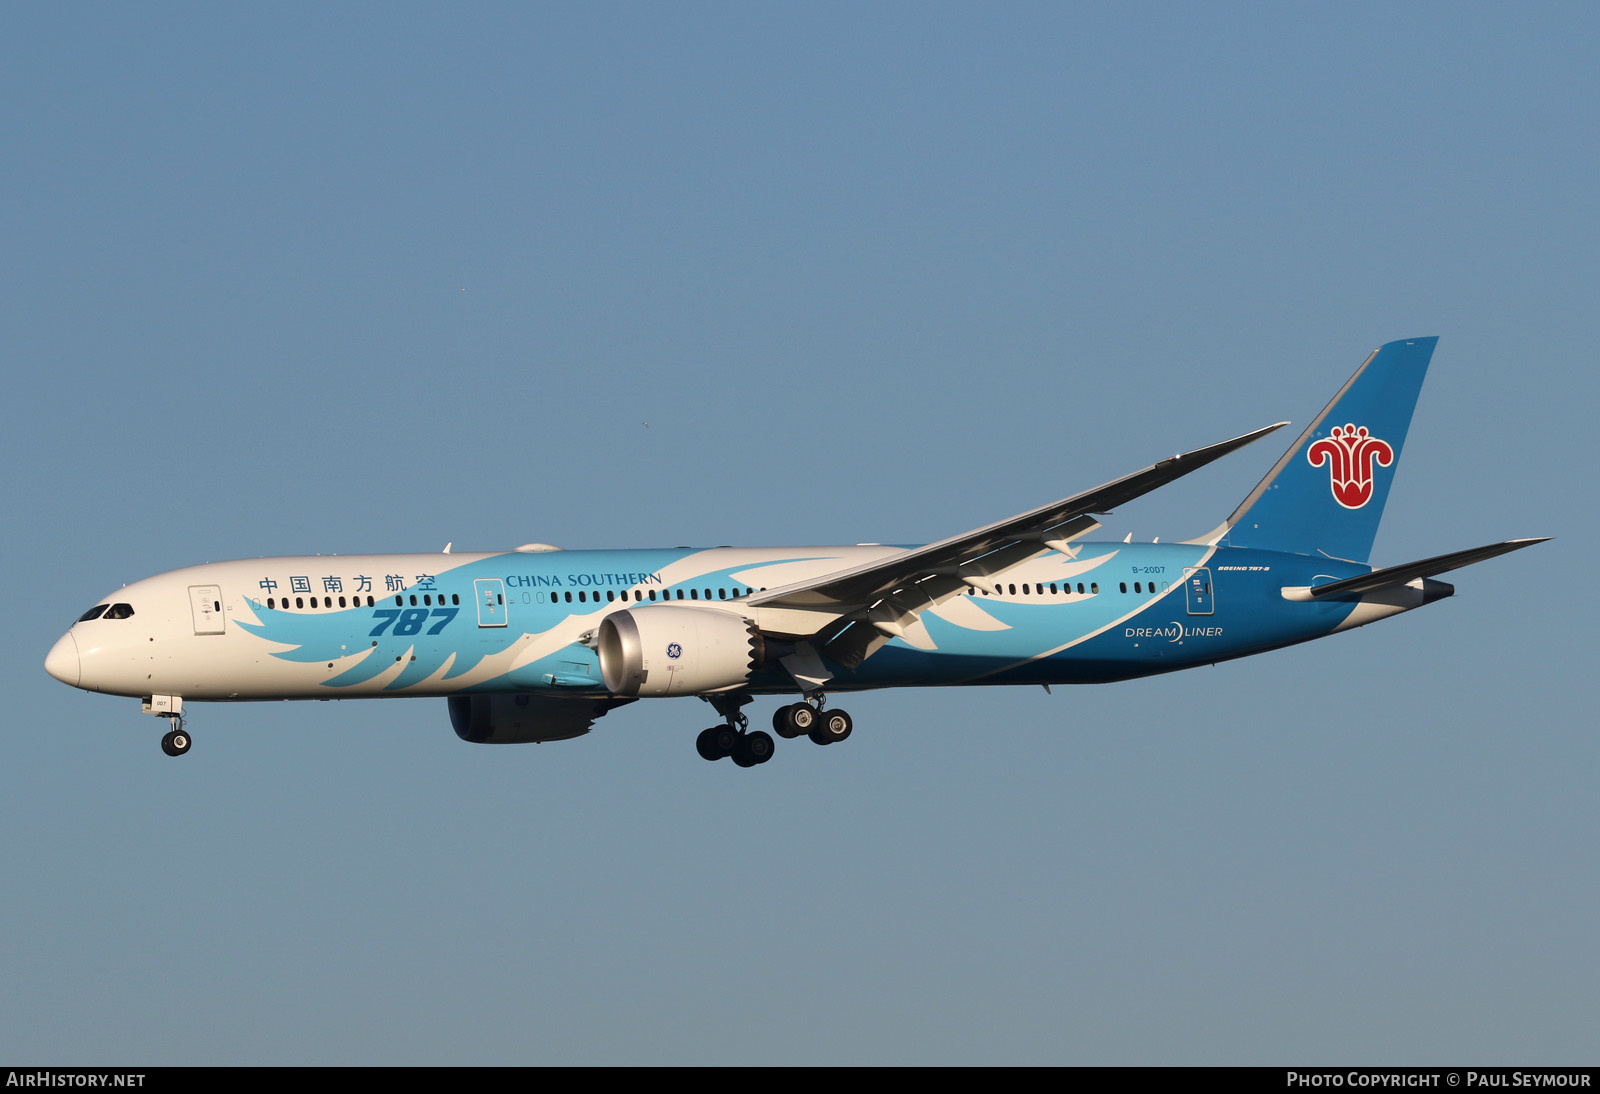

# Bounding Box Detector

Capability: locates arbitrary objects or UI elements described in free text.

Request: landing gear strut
[695,692,774,767]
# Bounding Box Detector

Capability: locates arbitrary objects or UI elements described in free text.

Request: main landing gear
[695,692,773,767]
[695,693,854,768]
[772,700,852,746]
[159,713,191,758]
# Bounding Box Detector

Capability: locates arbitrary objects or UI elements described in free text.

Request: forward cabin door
[188,584,226,634]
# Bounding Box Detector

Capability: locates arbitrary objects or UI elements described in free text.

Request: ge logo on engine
[666,643,683,659]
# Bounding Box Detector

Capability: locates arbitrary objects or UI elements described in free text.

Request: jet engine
[598,606,764,697]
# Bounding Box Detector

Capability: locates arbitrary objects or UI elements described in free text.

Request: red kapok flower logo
[1307,424,1394,509]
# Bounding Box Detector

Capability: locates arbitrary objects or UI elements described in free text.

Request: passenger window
[78,604,109,622]
[1090,583,1098,594]
[1119,583,1127,594]
[267,599,276,610]
[296,597,305,609]
[452,594,460,605]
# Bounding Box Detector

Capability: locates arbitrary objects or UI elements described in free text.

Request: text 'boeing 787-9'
[46,338,1545,765]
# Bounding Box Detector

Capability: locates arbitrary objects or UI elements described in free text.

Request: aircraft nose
[45,633,80,687]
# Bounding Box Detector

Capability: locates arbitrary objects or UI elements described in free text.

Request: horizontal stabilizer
[1289,538,1549,601]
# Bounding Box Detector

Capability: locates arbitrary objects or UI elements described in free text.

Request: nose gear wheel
[158,713,191,757]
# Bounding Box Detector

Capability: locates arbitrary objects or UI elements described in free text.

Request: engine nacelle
[449,693,596,744]
[598,606,763,697]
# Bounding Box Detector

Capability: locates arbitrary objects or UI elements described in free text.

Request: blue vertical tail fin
[1213,337,1436,563]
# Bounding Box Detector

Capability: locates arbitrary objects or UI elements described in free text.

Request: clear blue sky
[3,2,1595,1064]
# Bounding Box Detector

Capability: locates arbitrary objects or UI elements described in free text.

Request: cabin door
[474,578,508,627]
[188,585,226,634]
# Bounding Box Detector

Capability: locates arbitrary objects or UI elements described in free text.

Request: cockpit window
[78,604,109,622]
[104,603,135,620]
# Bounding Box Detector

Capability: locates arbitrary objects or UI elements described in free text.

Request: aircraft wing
[748,423,1287,628]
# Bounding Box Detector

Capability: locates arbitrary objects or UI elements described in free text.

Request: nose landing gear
[158,713,191,757]
[142,697,191,757]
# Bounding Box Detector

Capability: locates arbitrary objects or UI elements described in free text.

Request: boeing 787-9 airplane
[45,338,1544,766]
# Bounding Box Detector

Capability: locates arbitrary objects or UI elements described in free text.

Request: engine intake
[598,607,763,697]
